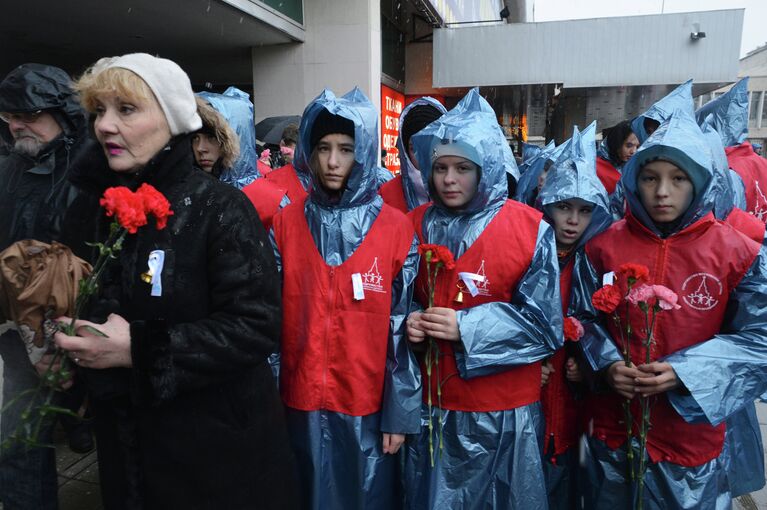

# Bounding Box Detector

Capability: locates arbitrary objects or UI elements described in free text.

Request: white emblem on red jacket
[752,180,767,223]
[361,257,385,293]
[681,272,722,311]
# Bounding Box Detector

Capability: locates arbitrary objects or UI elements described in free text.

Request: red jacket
[411,200,543,412]
[541,258,580,459]
[596,157,621,194]
[726,207,766,243]
[379,175,409,214]
[241,178,285,231]
[258,160,273,176]
[274,200,413,415]
[585,212,760,466]
[726,142,767,222]
[265,164,308,204]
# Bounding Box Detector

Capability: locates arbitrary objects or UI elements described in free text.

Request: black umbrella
[255,115,301,145]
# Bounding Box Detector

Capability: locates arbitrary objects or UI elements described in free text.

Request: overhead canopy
[0,0,304,87]
[433,9,743,89]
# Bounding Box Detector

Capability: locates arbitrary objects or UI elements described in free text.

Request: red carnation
[137,183,174,230]
[563,316,584,342]
[419,244,456,270]
[592,284,622,314]
[100,187,147,234]
[616,263,650,286]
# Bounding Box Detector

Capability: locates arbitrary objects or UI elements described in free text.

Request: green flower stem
[635,306,658,510]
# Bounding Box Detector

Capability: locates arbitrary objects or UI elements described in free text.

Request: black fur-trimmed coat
[65,136,297,510]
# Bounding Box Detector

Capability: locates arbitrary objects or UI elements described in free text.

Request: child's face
[548,198,594,250]
[314,133,355,192]
[431,156,479,209]
[637,160,694,224]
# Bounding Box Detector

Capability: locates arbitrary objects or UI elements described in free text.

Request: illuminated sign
[381,84,405,173]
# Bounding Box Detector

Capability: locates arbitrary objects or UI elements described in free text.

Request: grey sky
[533,0,766,57]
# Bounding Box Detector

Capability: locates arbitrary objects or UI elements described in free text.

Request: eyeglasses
[0,110,44,124]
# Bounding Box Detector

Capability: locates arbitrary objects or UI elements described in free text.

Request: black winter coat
[66,137,298,510]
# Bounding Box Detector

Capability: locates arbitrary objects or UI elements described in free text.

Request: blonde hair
[74,66,155,113]
[194,97,240,169]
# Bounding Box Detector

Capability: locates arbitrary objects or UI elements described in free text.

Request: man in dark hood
[0,63,93,510]
[0,63,91,249]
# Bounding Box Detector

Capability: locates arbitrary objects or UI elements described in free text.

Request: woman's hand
[606,362,643,399]
[565,357,583,383]
[54,314,133,369]
[382,433,405,455]
[418,307,460,341]
[541,360,554,386]
[635,362,679,396]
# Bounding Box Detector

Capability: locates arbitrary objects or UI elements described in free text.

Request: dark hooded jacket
[65,135,297,509]
[0,63,95,253]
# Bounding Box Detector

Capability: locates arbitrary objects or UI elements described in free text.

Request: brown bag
[0,240,92,349]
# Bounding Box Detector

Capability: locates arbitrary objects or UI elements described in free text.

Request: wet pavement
[734,402,767,510]
[1,404,765,509]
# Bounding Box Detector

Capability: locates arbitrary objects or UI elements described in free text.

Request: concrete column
[251,0,381,122]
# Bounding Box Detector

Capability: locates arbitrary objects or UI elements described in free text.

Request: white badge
[147,250,165,297]
[602,271,615,286]
[352,273,365,301]
[458,272,486,297]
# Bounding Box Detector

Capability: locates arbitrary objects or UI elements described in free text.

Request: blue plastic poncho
[538,123,612,256]
[272,88,421,510]
[631,79,695,144]
[695,77,750,148]
[520,142,544,173]
[403,88,562,510]
[570,111,767,508]
[536,122,612,509]
[197,87,259,188]
[514,140,559,206]
[396,97,448,210]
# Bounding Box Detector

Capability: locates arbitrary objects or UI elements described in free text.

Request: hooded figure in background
[192,96,240,179]
[0,63,95,510]
[514,139,559,206]
[696,77,767,223]
[403,88,562,509]
[270,88,421,510]
[609,79,698,221]
[196,87,259,189]
[536,122,612,509]
[519,142,544,174]
[379,97,446,213]
[569,110,767,509]
[596,120,639,194]
[631,79,695,144]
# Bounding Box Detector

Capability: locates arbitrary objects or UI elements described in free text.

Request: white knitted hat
[93,53,202,136]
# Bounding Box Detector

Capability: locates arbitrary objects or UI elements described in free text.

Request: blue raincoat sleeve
[381,234,422,434]
[665,243,767,426]
[453,221,563,378]
[567,250,623,379]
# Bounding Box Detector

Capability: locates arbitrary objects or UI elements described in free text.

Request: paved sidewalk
[2,404,767,509]
[734,402,767,510]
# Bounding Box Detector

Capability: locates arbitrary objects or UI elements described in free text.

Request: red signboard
[381,84,405,174]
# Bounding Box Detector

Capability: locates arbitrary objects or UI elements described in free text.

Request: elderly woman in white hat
[54,53,297,510]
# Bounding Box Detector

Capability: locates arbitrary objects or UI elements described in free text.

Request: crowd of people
[0,52,767,510]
